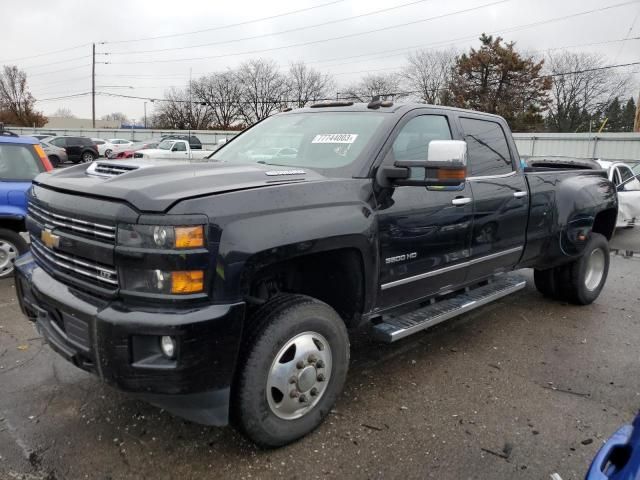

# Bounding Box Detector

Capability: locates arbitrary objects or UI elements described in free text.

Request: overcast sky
[1,0,639,121]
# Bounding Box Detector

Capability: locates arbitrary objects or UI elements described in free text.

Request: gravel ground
[0,233,638,480]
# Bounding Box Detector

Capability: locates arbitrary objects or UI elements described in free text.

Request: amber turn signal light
[437,167,466,181]
[175,226,204,248]
[170,270,204,294]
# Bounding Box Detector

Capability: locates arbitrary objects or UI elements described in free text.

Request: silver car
[40,141,68,168]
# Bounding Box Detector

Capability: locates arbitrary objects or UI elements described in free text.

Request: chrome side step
[371,275,527,343]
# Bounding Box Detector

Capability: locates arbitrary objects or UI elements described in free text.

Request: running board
[371,274,527,343]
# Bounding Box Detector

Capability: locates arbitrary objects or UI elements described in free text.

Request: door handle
[451,197,472,206]
[513,191,528,198]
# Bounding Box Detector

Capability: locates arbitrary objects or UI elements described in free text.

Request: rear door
[457,116,528,281]
[376,111,474,308]
[65,137,82,160]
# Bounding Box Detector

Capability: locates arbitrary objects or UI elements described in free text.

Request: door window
[389,115,452,179]
[173,142,187,152]
[50,137,66,147]
[460,117,513,177]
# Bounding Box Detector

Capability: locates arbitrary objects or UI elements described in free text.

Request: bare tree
[101,112,129,124]
[401,49,457,104]
[191,71,243,129]
[287,62,334,107]
[340,73,402,102]
[52,107,75,118]
[0,65,47,127]
[152,87,213,129]
[237,59,289,124]
[545,52,630,132]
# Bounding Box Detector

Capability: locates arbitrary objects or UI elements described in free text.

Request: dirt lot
[1,231,639,480]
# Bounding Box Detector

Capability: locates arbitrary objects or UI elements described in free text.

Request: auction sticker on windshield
[312,134,358,144]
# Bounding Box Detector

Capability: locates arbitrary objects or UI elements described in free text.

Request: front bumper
[15,253,245,426]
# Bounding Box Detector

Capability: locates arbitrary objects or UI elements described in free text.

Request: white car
[92,138,134,158]
[597,160,640,228]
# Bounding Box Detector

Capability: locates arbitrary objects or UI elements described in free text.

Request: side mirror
[380,140,468,187]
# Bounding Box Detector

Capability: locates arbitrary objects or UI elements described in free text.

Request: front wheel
[234,294,349,447]
[0,229,28,278]
[104,149,112,158]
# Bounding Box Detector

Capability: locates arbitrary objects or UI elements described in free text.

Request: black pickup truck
[15,102,617,447]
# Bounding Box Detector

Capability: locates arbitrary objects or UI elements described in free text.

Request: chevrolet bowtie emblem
[41,229,60,249]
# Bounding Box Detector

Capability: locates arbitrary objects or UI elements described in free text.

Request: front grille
[31,238,118,288]
[28,202,116,242]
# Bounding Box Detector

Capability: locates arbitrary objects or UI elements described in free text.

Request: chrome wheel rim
[266,331,332,420]
[584,248,605,291]
[0,240,19,275]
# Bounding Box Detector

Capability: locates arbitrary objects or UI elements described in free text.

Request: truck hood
[33,159,324,212]
[135,148,167,157]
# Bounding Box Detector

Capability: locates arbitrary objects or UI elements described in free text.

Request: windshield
[157,140,174,150]
[212,112,386,171]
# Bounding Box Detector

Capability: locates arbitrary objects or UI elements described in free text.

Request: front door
[457,116,528,280]
[377,113,473,309]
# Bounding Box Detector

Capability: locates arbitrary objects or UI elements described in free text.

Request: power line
[308,1,640,69]
[27,64,91,78]
[0,43,90,64]
[106,0,436,56]
[35,92,93,103]
[20,55,91,71]
[103,0,345,45]
[108,0,513,65]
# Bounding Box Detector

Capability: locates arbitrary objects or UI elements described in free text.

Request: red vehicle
[108,140,160,159]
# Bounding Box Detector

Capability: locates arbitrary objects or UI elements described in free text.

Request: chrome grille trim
[28,203,116,240]
[31,239,118,287]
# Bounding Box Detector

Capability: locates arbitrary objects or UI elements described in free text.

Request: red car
[108,140,160,159]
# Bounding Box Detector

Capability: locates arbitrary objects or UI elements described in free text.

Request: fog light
[160,336,176,359]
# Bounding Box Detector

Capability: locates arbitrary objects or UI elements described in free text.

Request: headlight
[118,224,204,249]
[121,269,204,294]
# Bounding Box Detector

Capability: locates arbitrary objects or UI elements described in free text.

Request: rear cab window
[459,117,513,177]
[0,143,46,181]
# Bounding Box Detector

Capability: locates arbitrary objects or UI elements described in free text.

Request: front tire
[0,229,28,278]
[104,149,112,158]
[234,294,349,447]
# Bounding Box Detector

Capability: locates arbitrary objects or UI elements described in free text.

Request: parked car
[0,125,52,277]
[161,134,202,150]
[40,141,68,168]
[133,139,214,159]
[47,136,98,163]
[597,159,640,228]
[15,103,617,447]
[586,412,640,479]
[93,138,134,158]
[110,139,161,159]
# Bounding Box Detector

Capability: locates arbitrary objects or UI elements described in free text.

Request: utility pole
[92,43,96,128]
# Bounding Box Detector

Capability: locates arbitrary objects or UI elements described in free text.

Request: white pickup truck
[134,139,214,160]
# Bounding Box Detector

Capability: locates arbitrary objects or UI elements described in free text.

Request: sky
[1,0,639,121]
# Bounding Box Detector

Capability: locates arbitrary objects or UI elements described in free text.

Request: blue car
[0,124,52,277]
[586,413,640,479]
